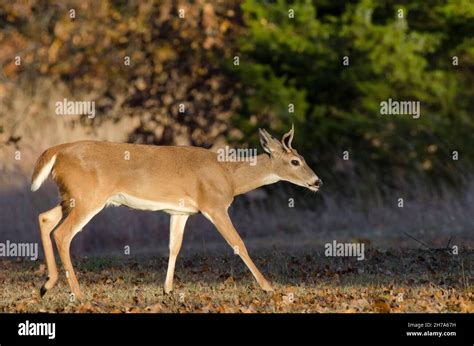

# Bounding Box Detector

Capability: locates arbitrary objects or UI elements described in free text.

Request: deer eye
[291,159,300,166]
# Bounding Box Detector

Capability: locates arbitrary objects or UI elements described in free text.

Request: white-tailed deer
[32,126,322,299]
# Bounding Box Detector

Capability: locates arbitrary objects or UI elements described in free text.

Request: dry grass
[1,249,472,313]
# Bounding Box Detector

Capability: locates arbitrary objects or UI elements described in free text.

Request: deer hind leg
[52,203,104,300]
[164,214,189,294]
[39,205,63,297]
[203,209,273,292]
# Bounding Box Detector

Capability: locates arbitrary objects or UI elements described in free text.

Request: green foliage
[236,0,474,193]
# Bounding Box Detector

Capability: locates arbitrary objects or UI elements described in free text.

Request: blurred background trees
[1,0,473,196]
[235,0,474,194]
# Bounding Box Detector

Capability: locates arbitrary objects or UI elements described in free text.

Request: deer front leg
[203,209,273,292]
[164,214,189,294]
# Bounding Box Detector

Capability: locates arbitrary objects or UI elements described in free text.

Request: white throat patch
[262,174,280,185]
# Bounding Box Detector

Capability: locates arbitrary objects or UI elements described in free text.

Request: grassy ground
[0,248,472,313]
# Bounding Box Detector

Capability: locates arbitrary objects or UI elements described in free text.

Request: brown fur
[32,127,321,298]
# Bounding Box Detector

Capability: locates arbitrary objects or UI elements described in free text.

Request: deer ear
[259,128,283,156]
[281,123,294,152]
[259,128,271,155]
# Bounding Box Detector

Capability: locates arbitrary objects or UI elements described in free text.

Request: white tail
[31,154,56,192]
[32,127,322,299]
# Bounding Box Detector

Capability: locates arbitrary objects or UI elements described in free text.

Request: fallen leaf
[373,298,391,313]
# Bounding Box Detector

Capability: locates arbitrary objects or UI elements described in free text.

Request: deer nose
[315,178,323,188]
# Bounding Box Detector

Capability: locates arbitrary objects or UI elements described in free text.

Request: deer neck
[224,154,280,196]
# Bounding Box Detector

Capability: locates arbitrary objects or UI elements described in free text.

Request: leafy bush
[235,0,474,193]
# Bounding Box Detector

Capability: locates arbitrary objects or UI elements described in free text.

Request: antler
[281,124,294,152]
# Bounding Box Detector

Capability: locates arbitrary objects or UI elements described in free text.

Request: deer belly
[106,193,198,215]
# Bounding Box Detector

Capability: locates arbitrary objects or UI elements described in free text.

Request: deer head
[259,125,322,192]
